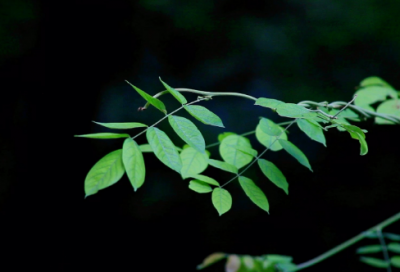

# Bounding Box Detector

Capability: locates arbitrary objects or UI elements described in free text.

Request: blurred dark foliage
[0,0,399,271]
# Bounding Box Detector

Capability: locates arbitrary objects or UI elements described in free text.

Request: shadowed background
[1,0,399,271]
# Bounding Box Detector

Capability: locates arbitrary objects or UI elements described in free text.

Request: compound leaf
[84,149,125,197]
[146,127,182,173]
[122,138,145,191]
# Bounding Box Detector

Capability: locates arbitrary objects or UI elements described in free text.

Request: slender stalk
[292,211,400,272]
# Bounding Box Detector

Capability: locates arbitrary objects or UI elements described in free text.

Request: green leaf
[258,159,288,194]
[92,121,148,129]
[356,245,382,254]
[329,109,360,121]
[168,115,205,153]
[189,180,212,193]
[297,119,326,147]
[259,118,282,136]
[126,80,167,114]
[239,176,269,213]
[359,257,389,268]
[342,124,368,155]
[208,159,238,174]
[276,103,317,119]
[74,133,130,139]
[385,233,400,241]
[189,174,219,186]
[180,147,208,179]
[242,255,255,270]
[255,97,284,110]
[212,188,232,216]
[84,149,125,197]
[375,99,400,124]
[391,256,400,268]
[265,255,293,263]
[122,138,145,191]
[388,243,400,254]
[276,263,298,272]
[255,123,287,151]
[354,86,397,108]
[184,105,224,127]
[360,76,394,89]
[146,127,182,173]
[139,144,153,153]
[197,252,227,270]
[159,77,187,104]
[218,132,237,142]
[233,146,258,157]
[278,139,313,172]
[225,255,241,272]
[220,135,253,169]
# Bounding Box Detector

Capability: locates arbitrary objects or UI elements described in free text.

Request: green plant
[76,76,400,271]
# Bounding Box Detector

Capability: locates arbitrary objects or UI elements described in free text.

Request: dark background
[1,0,399,271]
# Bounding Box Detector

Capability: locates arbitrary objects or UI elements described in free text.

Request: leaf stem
[291,211,400,272]
[377,228,392,272]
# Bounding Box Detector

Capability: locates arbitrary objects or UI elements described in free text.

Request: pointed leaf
[239,176,269,213]
[218,132,237,142]
[297,119,326,146]
[375,99,400,124]
[189,180,212,193]
[360,76,394,89]
[197,252,227,270]
[180,147,208,178]
[146,127,182,173]
[208,159,238,174]
[126,81,167,114]
[75,133,130,139]
[258,159,288,194]
[359,257,389,268]
[385,233,400,241]
[259,118,282,136]
[255,123,287,151]
[356,245,382,254]
[388,243,400,254]
[255,98,284,110]
[122,138,145,191]
[84,149,125,197]
[391,256,400,268]
[159,77,187,104]
[220,135,253,169]
[184,105,224,127]
[212,188,232,216]
[189,174,219,186]
[168,115,205,153]
[225,255,241,272]
[278,140,313,172]
[92,121,147,129]
[276,103,317,119]
[342,125,368,155]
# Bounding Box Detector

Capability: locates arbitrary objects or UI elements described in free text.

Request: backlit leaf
[278,139,312,172]
[122,138,145,191]
[258,159,288,194]
[297,119,326,147]
[126,81,167,114]
[375,99,400,124]
[92,121,147,129]
[391,256,400,268]
[220,135,253,169]
[354,86,397,109]
[360,76,394,89]
[342,124,368,155]
[139,144,153,153]
[239,176,269,213]
[388,243,400,254]
[189,174,219,186]
[208,159,238,174]
[189,180,212,193]
[184,105,224,127]
[180,147,208,179]
[146,127,182,173]
[159,77,187,104]
[356,245,382,254]
[276,103,317,119]
[168,115,205,153]
[255,123,287,151]
[233,146,258,157]
[255,97,284,110]
[212,188,232,216]
[259,118,282,136]
[75,133,130,139]
[360,257,389,268]
[197,252,227,270]
[218,132,237,142]
[84,149,125,197]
